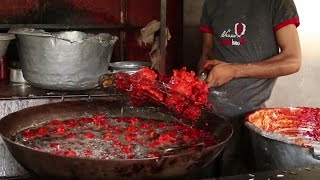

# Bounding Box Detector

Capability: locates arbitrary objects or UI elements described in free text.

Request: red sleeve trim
[200,25,214,34]
[274,18,300,32]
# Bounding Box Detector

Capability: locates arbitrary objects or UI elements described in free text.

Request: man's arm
[234,24,302,78]
[198,33,214,73]
[204,24,302,88]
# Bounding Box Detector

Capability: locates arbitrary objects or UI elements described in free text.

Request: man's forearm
[233,51,301,78]
[198,33,214,72]
[233,24,301,79]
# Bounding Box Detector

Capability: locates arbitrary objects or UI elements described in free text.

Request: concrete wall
[182,0,320,107]
[267,0,320,107]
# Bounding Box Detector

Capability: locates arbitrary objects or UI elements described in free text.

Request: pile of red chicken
[247,107,320,142]
[115,67,211,121]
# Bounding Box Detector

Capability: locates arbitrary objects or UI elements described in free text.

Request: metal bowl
[110,61,151,74]
[9,28,118,91]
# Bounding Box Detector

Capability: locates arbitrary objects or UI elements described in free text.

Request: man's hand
[203,60,238,88]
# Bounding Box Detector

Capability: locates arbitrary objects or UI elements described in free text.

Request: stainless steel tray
[109,61,151,73]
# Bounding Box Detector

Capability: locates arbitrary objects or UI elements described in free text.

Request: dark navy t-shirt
[200,0,300,118]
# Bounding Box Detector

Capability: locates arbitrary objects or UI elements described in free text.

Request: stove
[0,176,33,180]
[215,167,320,180]
[2,167,320,180]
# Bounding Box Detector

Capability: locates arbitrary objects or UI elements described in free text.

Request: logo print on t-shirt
[220,23,246,46]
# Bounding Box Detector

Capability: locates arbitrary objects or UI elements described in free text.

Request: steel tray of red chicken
[114,67,212,123]
[246,107,320,147]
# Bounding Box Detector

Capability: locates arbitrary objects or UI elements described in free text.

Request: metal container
[245,121,320,171]
[0,33,15,58]
[9,68,28,83]
[0,98,233,180]
[9,28,118,91]
[110,61,151,74]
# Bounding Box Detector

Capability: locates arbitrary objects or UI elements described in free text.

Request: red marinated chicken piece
[131,67,158,83]
[167,67,208,104]
[115,67,164,106]
[130,68,164,105]
[115,72,132,91]
[165,68,209,121]
[114,67,211,121]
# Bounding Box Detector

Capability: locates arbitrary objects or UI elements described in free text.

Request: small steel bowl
[109,61,151,74]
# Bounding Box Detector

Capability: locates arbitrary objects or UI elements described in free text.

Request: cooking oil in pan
[12,116,219,160]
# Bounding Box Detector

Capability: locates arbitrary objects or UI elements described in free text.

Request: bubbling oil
[12,116,219,160]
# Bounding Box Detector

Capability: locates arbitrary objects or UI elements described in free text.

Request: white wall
[183,0,320,108]
[266,0,320,107]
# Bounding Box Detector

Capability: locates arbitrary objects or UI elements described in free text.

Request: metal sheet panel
[0,99,57,177]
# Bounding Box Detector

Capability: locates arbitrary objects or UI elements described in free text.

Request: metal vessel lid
[8,28,118,45]
[8,28,51,37]
[110,61,151,69]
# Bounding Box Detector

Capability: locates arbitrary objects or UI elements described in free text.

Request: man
[198,0,302,177]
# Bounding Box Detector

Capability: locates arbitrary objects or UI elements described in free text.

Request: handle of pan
[99,71,116,88]
[155,143,205,168]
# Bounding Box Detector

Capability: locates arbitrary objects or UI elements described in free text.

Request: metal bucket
[9,28,118,91]
[245,121,320,171]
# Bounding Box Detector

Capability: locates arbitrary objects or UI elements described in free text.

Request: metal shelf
[0,82,121,101]
[120,0,167,67]
[0,0,167,74]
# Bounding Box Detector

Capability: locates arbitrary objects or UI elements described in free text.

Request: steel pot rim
[110,61,152,69]
[9,28,118,45]
[245,107,320,150]
[0,33,16,41]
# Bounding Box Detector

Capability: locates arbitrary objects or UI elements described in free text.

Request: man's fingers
[207,81,221,88]
[206,69,222,88]
[207,81,215,88]
[203,61,216,69]
[206,68,221,88]
[206,67,215,83]
[203,60,223,68]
